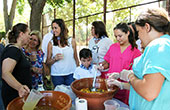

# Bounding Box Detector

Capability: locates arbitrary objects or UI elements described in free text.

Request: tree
[51,0,142,44]
[3,0,27,33]
[28,0,46,31]
[3,0,17,33]
[28,0,71,31]
[3,0,72,33]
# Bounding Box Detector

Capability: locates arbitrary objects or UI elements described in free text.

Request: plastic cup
[104,100,120,110]
[22,89,44,110]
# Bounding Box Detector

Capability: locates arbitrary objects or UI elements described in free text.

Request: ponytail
[8,23,28,43]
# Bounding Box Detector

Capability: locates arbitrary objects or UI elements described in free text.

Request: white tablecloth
[71,97,129,110]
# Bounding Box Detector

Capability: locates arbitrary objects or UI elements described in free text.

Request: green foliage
[16,0,25,15]
[47,0,72,8]
[0,31,6,40]
[43,0,143,45]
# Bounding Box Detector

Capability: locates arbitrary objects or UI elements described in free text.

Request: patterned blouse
[22,47,44,89]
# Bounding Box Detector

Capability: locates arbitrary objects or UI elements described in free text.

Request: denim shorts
[51,74,75,87]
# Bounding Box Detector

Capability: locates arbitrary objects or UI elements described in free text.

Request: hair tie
[10,30,15,36]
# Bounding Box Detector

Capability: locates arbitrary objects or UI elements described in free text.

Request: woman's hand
[53,53,64,61]
[120,69,134,82]
[18,85,30,97]
[107,79,123,90]
[106,72,123,90]
[107,72,120,80]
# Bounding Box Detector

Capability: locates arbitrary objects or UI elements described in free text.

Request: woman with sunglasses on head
[22,30,44,90]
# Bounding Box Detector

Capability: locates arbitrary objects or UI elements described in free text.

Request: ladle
[91,67,97,92]
[91,46,99,92]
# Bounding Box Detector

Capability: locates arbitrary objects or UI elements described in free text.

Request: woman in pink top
[100,22,141,104]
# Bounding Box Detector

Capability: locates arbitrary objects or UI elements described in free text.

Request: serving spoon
[91,46,99,92]
[91,67,97,92]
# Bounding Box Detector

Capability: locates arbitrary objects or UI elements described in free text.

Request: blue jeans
[51,74,74,87]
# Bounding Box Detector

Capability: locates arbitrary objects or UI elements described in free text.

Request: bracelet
[128,74,134,84]
[53,58,57,62]
[52,56,57,61]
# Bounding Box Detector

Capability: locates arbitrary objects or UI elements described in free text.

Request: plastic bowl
[71,77,118,110]
[7,91,72,110]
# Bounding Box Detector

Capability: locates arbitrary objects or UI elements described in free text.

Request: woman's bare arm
[129,73,164,101]
[46,42,56,65]
[2,58,30,97]
[72,38,79,66]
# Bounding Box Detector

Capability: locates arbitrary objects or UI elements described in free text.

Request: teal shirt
[129,34,170,110]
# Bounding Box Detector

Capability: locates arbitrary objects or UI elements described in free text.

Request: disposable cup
[22,89,44,110]
[104,100,120,110]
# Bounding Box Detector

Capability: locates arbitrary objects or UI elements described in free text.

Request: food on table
[80,88,106,93]
[34,105,57,110]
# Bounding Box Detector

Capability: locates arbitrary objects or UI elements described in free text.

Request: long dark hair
[51,19,69,46]
[128,22,139,40]
[92,21,108,38]
[114,22,137,50]
[8,23,28,43]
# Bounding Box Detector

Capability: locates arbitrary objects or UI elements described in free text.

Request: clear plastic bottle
[37,82,45,91]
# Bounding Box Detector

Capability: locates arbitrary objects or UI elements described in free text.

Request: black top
[0,43,4,77]
[0,44,32,108]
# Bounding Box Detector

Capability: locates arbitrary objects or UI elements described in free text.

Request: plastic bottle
[37,82,45,91]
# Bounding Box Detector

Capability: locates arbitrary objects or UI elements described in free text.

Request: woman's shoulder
[89,37,95,43]
[1,44,22,60]
[103,37,112,41]
[5,44,20,52]
[100,37,113,46]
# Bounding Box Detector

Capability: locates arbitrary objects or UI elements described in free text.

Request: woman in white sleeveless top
[46,19,79,87]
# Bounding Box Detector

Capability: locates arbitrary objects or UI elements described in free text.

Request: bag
[54,84,76,101]
[43,63,50,76]
[42,63,54,90]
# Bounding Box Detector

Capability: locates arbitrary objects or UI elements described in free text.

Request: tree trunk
[9,0,17,31]
[166,0,170,17]
[3,0,9,33]
[3,0,17,33]
[28,0,47,31]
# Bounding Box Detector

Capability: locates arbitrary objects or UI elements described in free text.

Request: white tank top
[50,38,77,76]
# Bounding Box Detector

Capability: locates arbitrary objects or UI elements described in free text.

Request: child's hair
[79,48,92,59]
